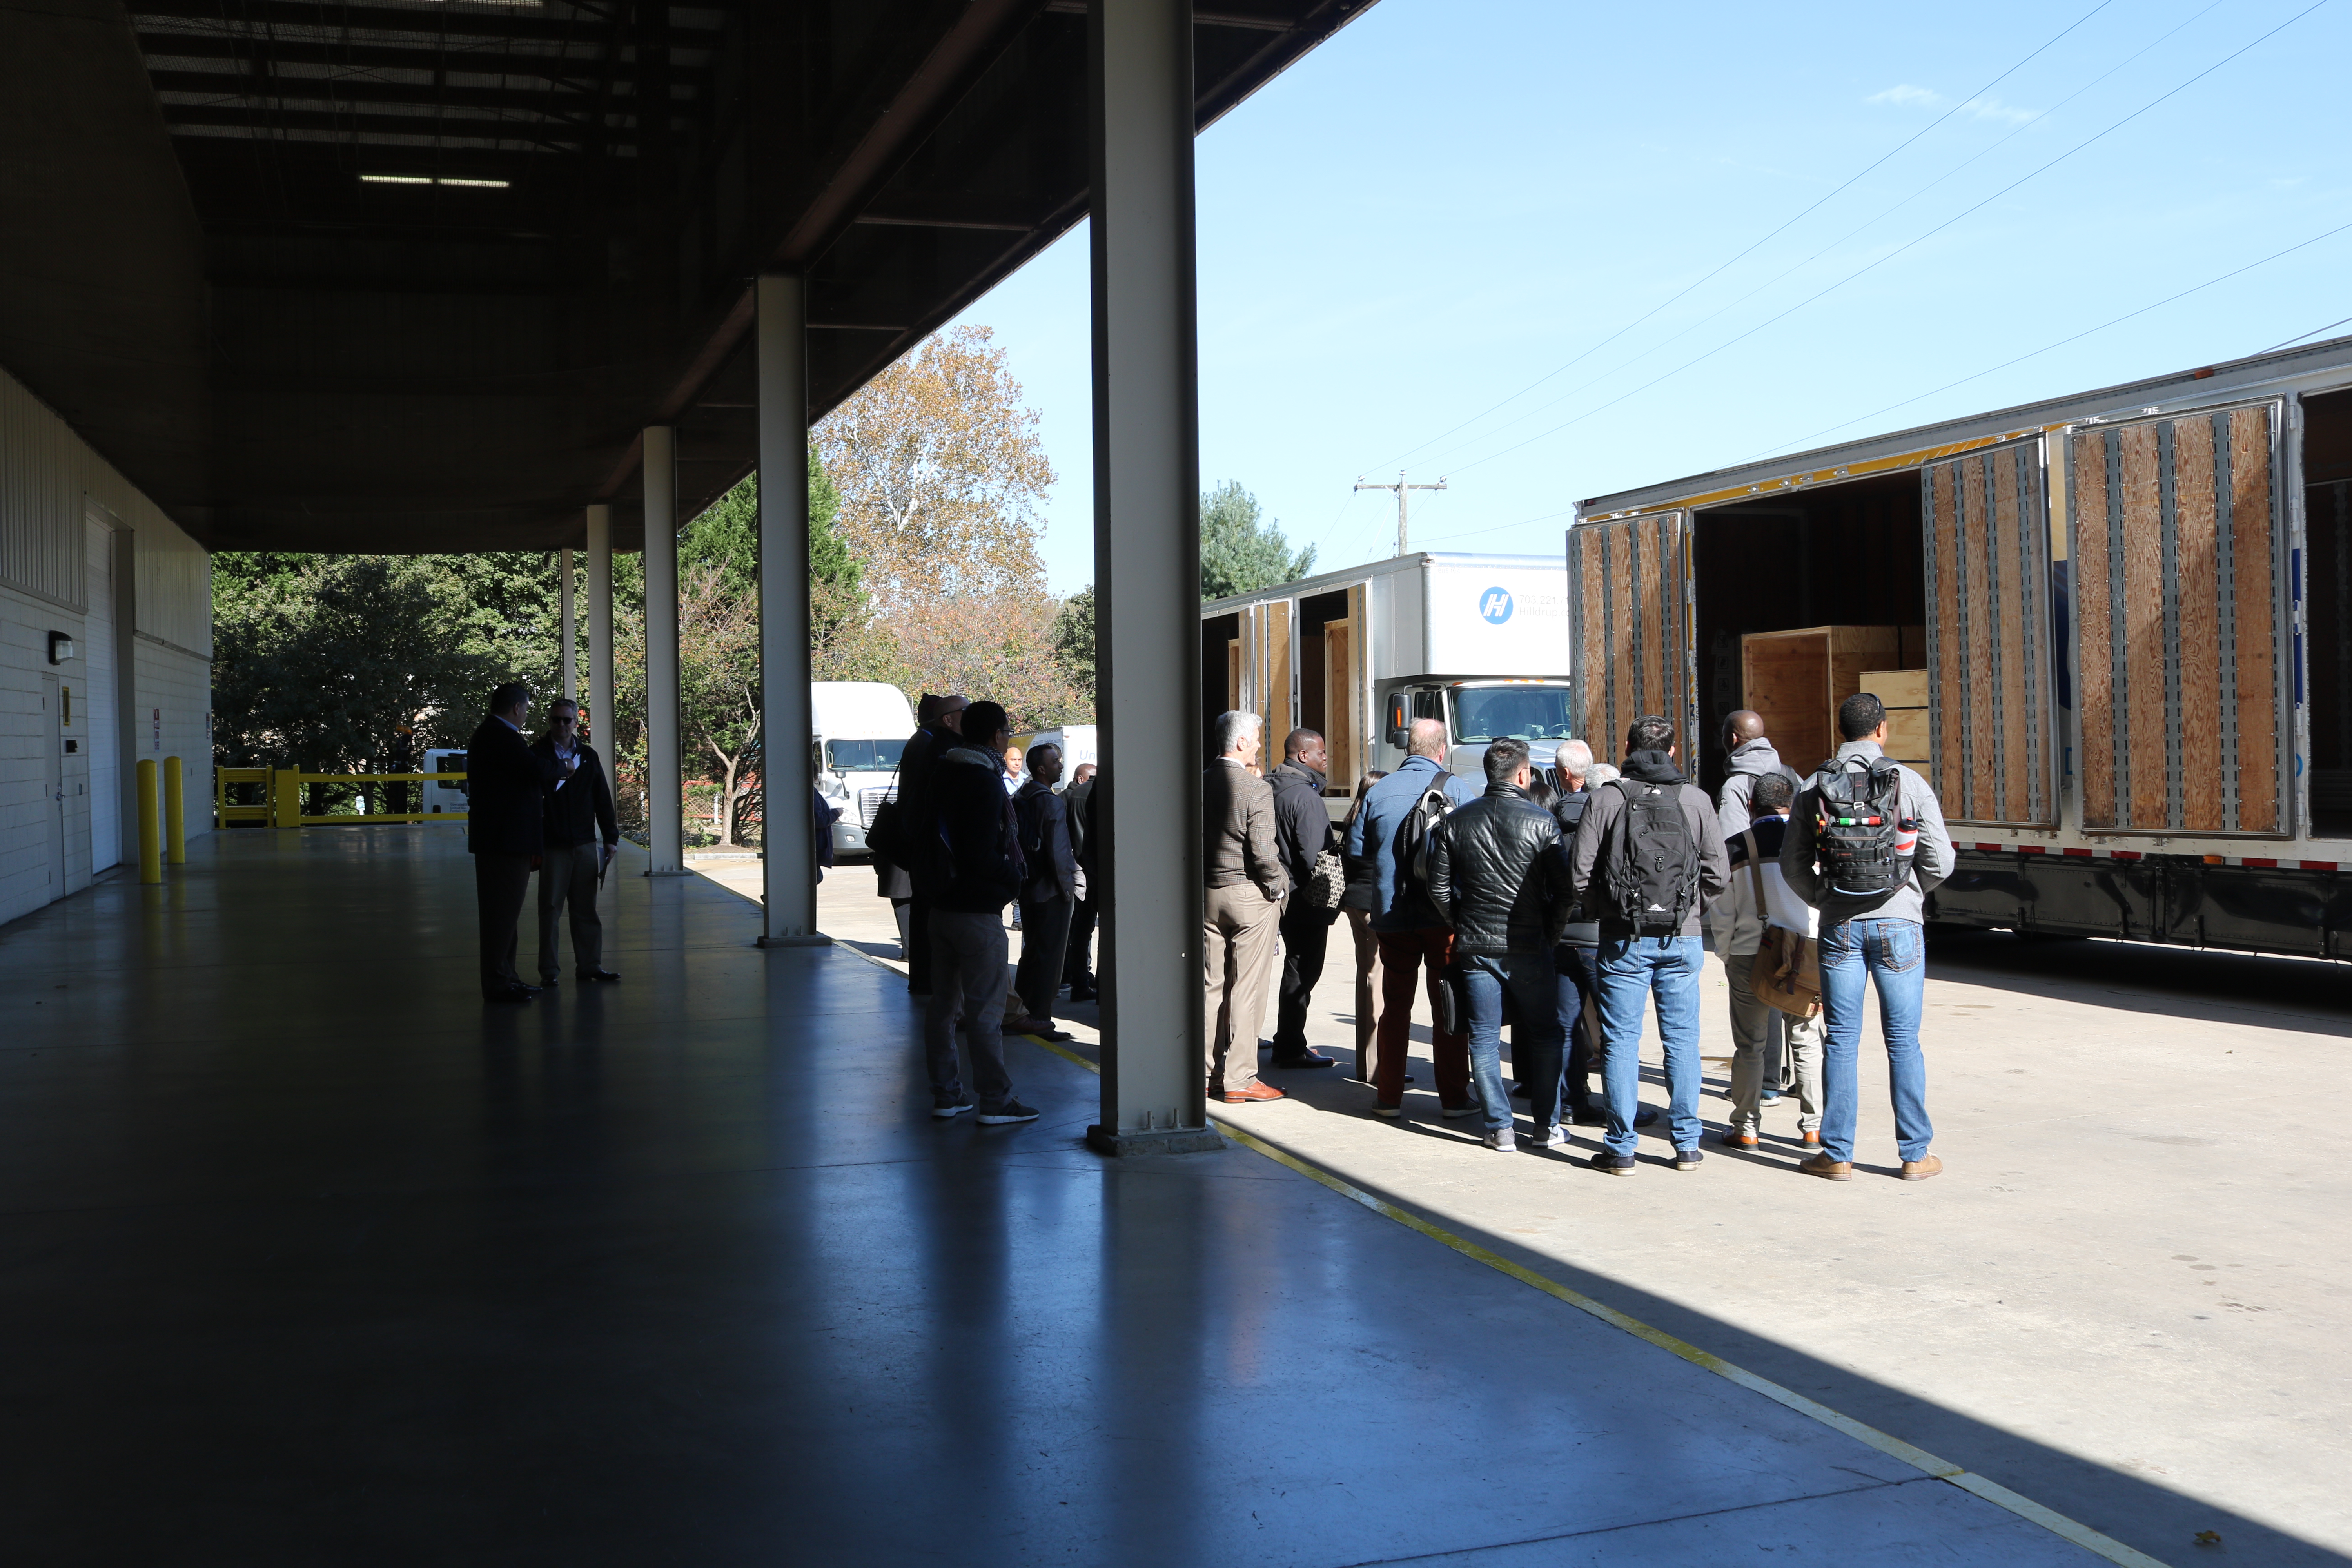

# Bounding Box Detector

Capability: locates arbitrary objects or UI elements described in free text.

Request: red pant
[1373,927,1469,1107]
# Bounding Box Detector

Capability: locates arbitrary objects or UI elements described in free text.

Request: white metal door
[41,675,65,899]
[85,517,120,871]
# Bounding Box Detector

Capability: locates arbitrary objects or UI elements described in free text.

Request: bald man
[1718,710,1804,838]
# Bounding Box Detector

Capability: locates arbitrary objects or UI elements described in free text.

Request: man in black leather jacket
[1425,737,1574,1152]
[1265,729,1340,1070]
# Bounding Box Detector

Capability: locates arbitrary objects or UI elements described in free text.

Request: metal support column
[559,545,577,705]
[643,426,686,875]
[756,274,825,945]
[586,504,616,801]
[1085,0,1218,1156]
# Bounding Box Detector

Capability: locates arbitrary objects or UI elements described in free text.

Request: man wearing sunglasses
[533,698,621,985]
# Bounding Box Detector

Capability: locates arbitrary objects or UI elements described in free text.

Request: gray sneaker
[931,1095,974,1119]
[977,1100,1041,1125]
[1482,1127,1515,1152]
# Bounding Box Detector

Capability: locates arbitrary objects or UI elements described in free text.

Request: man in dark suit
[468,682,564,1003]
[532,698,619,985]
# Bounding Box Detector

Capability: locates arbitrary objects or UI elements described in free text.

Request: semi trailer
[1570,335,2352,960]
[1201,552,1574,808]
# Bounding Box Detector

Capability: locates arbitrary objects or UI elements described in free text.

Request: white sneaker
[1539,1126,1573,1152]
[1483,1127,1515,1152]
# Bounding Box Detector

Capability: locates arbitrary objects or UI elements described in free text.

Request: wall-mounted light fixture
[47,631,74,664]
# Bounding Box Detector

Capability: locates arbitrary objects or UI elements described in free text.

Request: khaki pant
[1726,946,1823,1135]
[536,842,605,981]
[1203,883,1283,1094]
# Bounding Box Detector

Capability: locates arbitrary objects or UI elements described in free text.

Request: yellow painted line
[827,939,2168,1568]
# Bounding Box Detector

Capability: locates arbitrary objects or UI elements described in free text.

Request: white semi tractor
[1200,552,1575,808]
[811,681,916,860]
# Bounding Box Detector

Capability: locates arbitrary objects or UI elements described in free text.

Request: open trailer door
[1567,512,1694,760]
[1920,439,2059,828]
[2067,402,2292,836]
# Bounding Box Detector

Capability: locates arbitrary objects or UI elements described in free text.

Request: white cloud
[1867,84,1942,108]
[1962,96,2037,126]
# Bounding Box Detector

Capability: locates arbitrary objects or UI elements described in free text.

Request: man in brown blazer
[1204,710,1290,1103]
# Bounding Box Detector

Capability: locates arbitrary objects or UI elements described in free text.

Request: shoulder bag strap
[1741,828,1766,913]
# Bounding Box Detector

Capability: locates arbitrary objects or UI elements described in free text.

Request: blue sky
[947,0,2352,596]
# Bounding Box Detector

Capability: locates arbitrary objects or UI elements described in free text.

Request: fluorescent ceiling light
[359,175,511,189]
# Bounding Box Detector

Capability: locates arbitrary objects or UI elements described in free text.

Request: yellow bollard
[274,768,303,829]
[138,759,162,884]
[164,756,185,864]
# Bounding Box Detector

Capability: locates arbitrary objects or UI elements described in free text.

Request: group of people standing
[465,682,623,1004]
[1201,693,1952,1179]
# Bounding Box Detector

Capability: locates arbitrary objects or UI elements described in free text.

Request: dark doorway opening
[1690,472,1927,797]
[2302,388,2352,837]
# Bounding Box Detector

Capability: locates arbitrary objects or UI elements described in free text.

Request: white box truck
[811,681,916,859]
[1200,552,1575,806]
[1572,333,2352,960]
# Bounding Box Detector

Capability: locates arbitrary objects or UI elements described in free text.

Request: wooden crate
[1861,668,1931,764]
[1740,626,1925,771]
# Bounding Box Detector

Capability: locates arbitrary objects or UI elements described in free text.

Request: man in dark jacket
[532,699,619,985]
[1343,718,1481,1117]
[467,682,564,1003]
[893,692,966,995]
[1009,744,1078,1039]
[1062,764,1100,1001]
[1427,739,1573,1152]
[1266,728,1340,1070]
[1569,715,1729,1175]
[920,701,1038,1124]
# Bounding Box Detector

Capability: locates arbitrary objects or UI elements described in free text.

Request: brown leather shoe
[1798,1152,1854,1181]
[1219,1082,1286,1103]
[1900,1153,1944,1181]
[1719,1128,1758,1149]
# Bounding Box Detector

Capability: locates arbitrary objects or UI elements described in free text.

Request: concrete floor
[754,854,2352,1568]
[0,829,2334,1565]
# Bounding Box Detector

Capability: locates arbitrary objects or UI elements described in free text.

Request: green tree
[212,553,488,811]
[1200,481,1314,601]
[1051,586,1096,715]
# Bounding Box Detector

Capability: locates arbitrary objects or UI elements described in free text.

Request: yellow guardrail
[219,768,473,828]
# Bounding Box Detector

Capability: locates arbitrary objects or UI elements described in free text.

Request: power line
[1408,0,2231,477]
[1436,0,2333,479]
[1744,214,2352,460]
[1350,0,2122,478]
[2260,312,2352,354]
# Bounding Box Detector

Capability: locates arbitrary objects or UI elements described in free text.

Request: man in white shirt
[1705,772,1823,1148]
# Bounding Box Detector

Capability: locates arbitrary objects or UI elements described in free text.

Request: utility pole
[1354,470,1447,557]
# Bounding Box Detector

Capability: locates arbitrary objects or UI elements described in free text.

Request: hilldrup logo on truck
[1479,587,1514,624]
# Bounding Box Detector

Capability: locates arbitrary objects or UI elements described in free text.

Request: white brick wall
[0,363,211,930]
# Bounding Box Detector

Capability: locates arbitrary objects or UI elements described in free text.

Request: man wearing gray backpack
[1781,692,1952,1182]
[1569,715,1729,1174]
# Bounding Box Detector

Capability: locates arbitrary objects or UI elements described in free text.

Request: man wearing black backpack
[1344,718,1481,1118]
[1569,715,1728,1175]
[1781,692,1951,1182]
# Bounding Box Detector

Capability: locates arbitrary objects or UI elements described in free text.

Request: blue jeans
[1818,918,1933,1163]
[1593,934,1704,1157]
[1461,951,1561,1136]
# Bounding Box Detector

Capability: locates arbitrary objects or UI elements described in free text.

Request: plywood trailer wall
[1922,442,2056,827]
[2069,403,2288,836]
[1568,512,1691,760]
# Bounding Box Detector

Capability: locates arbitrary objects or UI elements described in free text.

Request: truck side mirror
[1385,694,1409,750]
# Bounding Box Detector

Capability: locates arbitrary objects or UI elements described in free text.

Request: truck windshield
[824,739,906,771]
[1452,687,1576,742]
